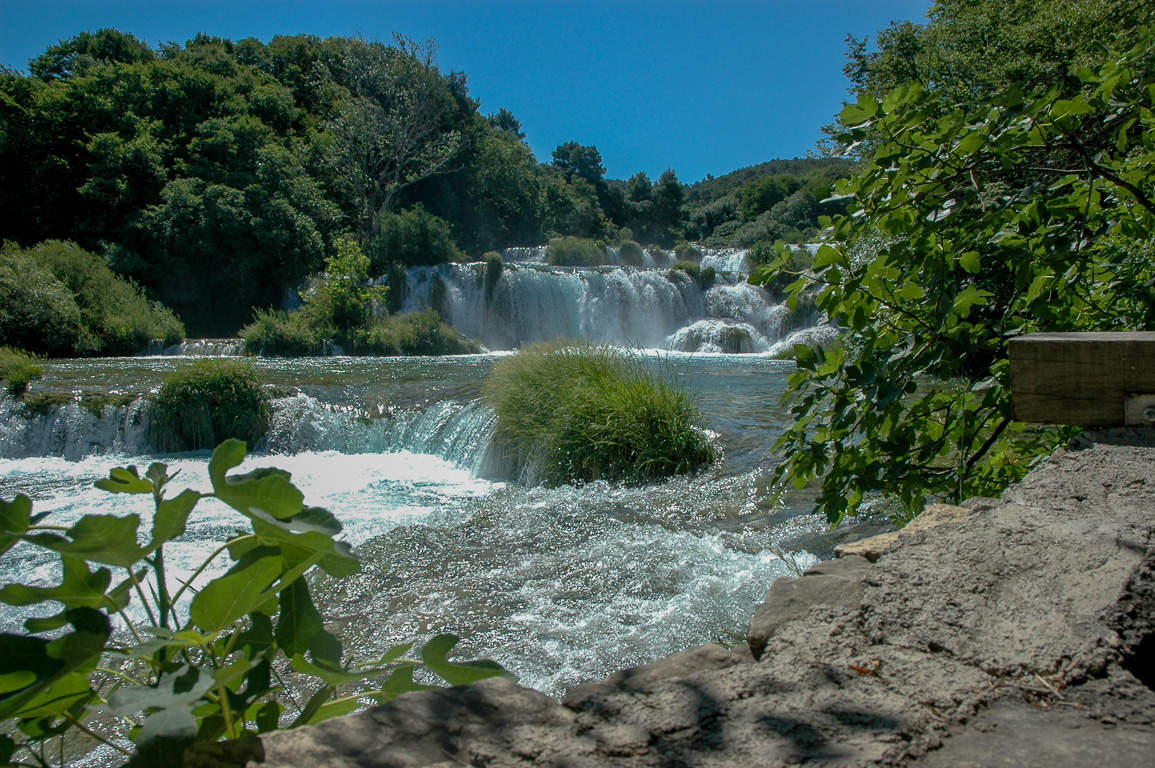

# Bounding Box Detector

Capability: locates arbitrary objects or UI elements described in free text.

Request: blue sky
[0,1,930,183]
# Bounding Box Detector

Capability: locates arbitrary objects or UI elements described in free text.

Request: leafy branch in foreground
[753,29,1155,526]
[0,439,503,766]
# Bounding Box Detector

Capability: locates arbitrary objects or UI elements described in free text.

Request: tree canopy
[755,5,1155,525]
[0,30,700,336]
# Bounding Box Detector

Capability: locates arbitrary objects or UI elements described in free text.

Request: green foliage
[747,242,814,294]
[673,242,702,262]
[755,30,1155,526]
[240,309,324,357]
[844,0,1152,106]
[546,237,605,267]
[365,205,464,272]
[738,175,801,222]
[0,242,184,356]
[483,252,503,299]
[618,240,645,267]
[351,308,481,356]
[483,340,715,485]
[0,440,503,765]
[0,347,42,396]
[149,360,271,451]
[685,157,855,204]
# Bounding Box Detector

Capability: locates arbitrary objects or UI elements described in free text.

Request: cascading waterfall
[399,258,818,353]
[0,393,498,471]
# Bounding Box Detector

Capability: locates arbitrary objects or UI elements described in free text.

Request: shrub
[618,239,645,267]
[148,359,271,451]
[0,347,42,396]
[240,308,323,356]
[674,242,702,262]
[366,204,464,272]
[483,340,715,485]
[352,308,481,356]
[0,253,81,356]
[546,236,604,267]
[484,251,504,298]
[0,241,185,356]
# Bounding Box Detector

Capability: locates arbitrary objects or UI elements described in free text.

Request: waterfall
[0,393,498,471]
[0,397,152,460]
[397,261,812,352]
[265,394,497,474]
[138,339,246,356]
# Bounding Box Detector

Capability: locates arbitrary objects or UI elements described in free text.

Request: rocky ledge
[239,430,1155,767]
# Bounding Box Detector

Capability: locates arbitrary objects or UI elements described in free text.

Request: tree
[550,141,606,186]
[487,107,525,139]
[29,28,155,80]
[754,30,1155,526]
[326,36,463,243]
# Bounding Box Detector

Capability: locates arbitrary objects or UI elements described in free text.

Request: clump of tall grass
[618,240,645,267]
[546,237,605,267]
[483,340,715,485]
[352,308,481,356]
[149,359,270,451]
[0,346,42,396]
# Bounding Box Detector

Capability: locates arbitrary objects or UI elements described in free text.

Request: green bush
[546,236,604,267]
[0,241,184,356]
[0,347,42,396]
[149,359,270,451]
[669,261,715,289]
[618,239,645,267]
[674,242,702,262]
[0,254,82,356]
[352,308,480,356]
[0,441,502,767]
[240,308,323,356]
[366,204,464,272]
[483,340,715,485]
[484,251,503,298]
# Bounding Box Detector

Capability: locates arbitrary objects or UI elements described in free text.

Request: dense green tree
[843,0,1154,107]
[325,36,464,243]
[738,174,801,222]
[487,107,525,139]
[757,29,1155,525]
[29,28,155,80]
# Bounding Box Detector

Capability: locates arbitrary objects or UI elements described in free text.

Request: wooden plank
[1008,332,1155,426]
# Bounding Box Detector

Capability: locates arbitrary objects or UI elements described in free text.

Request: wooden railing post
[1008,332,1155,426]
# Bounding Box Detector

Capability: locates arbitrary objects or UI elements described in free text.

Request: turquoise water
[0,352,849,699]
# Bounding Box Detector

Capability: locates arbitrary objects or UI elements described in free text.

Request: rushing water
[0,258,864,712]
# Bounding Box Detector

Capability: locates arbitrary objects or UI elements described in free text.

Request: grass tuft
[483,340,715,485]
[0,347,42,396]
[149,359,270,451]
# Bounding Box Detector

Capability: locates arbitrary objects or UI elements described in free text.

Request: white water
[400,261,814,352]
[0,354,834,702]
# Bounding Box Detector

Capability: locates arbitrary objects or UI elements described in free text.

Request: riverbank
[241,427,1155,767]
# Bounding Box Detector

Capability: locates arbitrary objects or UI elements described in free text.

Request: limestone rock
[746,553,870,661]
[834,503,972,562]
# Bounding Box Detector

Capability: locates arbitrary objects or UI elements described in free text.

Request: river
[0,254,868,704]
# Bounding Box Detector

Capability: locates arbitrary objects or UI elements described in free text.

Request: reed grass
[483,340,714,485]
[148,359,270,451]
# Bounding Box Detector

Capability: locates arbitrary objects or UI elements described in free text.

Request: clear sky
[0,1,931,183]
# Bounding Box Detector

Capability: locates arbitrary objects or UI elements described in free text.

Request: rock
[834,503,972,562]
[746,554,870,661]
[254,676,593,768]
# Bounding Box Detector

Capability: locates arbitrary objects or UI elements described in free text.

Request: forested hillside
[0,32,701,335]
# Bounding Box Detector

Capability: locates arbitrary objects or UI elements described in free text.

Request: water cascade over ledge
[397,259,826,353]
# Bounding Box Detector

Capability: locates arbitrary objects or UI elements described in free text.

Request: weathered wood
[1008,332,1155,426]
